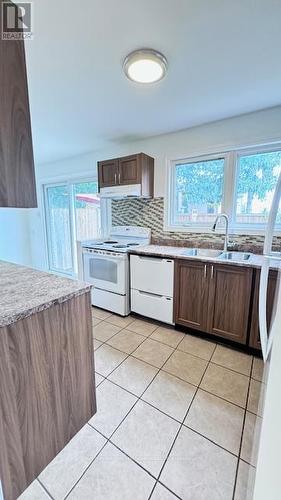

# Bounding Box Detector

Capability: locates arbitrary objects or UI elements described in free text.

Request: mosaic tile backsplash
[112,198,281,253]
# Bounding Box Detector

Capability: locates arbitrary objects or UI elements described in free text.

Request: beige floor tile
[241,411,262,466]
[142,370,196,422]
[67,442,155,500]
[200,363,249,407]
[106,329,145,354]
[108,356,158,396]
[39,425,106,499]
[151,483,178,500]
[93,322,121,342]
[133,338,173,368]
[163,350,208,386]
[92,316,103,326]
[92,307,112,320]
[211,345,252,376]
[94,344,127,377]
[105,314,135,329]
[177,334,216,361]
[111,400,180,477]
[247,379,264,416]
[185,389,244,455]
[19,480,51,499]
[94,339,102,350]
[252,357,264,382]
[127,318,158,336]
[95,372,105,387]
[89,380,137,437]
[234,460,256,500]
[160,426,237,500]
[150,326,185,348]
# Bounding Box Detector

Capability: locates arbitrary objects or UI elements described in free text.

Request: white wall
[0,209,32,266]
[30,105,281,269]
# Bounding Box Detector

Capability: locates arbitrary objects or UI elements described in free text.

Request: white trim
[41,175,109,276]
[164,142,281,235]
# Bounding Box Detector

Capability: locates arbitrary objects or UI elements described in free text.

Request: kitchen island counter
[0,260,91,327]
[0,261,95,500]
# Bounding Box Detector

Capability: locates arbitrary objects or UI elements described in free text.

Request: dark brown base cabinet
[249,269,278,350]
[174,260,253,345]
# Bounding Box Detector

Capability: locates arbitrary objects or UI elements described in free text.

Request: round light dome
[123,49,168,84]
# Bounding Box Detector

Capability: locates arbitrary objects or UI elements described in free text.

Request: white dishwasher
[130,254,174,324]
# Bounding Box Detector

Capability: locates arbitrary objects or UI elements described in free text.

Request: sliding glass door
[44,180,101,276]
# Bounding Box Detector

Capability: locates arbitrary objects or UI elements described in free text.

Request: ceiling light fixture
[123,49,168,84]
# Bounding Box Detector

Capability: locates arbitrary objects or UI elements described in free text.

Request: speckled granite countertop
[129,245,280,269]
[0,261,91,327]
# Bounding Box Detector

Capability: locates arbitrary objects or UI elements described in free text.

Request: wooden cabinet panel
[207,264,253,344]
[119,155,140,185]
[97,153,154,196]
[0,10,37,208]
[174,260,208,331]
[0,292,96,500]
[249,269,278,350]
[98,158,119,188]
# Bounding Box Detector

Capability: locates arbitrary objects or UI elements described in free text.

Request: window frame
[165,143,281,235]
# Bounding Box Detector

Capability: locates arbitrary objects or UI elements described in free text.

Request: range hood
[99,184,142,199]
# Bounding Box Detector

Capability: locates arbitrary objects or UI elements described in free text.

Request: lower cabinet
[174,260,253,344]
[249,269,278,349]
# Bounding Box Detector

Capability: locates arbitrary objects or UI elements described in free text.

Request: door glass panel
[45,185,73,274]
[74,182,101,240]
[89,257,117,283]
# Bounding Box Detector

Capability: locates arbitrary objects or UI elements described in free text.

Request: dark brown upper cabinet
[98,153,154,197]
[249,269,278,350]
[0,7,37,208]
[174,260,253,345]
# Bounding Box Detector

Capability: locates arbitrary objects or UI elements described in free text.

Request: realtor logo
[1,2,33,40]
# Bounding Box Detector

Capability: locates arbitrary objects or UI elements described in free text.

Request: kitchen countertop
[0,261,91,327]
[129,244,280,269]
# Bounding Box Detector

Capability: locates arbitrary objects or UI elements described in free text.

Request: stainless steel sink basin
[182,248,223,258]
[219,251,252,262]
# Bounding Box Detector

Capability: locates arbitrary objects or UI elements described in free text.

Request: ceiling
[25,0,281,165]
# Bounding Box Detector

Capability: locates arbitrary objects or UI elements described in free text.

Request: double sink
[182,248,252,262]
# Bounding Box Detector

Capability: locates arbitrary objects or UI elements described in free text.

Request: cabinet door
[249,269,278,350]
[174,260,208,330]
[0,21,37,207]
[207,264,253,344]
[98,159,118,188]
[118,155,140,185]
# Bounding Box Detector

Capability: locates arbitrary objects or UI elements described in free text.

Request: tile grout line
[62,318,169,499]
[41,313,257,500]
[147,344,215,500]
[37,478,55,500]
[231,355,254,500]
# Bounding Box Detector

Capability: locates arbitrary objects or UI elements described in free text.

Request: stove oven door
[83,250,128,295]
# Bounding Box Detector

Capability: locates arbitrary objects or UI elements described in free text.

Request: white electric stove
[79,226,151,316]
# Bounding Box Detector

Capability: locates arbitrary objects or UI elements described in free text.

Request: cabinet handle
[204,264,207,278]
[114,172,117,184]
[118,172,121,184]
[211,265,214,279]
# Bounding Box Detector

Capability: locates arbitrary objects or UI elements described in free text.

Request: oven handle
[83,251,126,261]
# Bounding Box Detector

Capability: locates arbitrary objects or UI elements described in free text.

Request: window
[171,157,225,227]
[234,151,281,227]
[166,146,281,233]
[44,180,101,276]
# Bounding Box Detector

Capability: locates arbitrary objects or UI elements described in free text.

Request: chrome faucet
[212,213,229,252]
